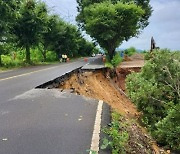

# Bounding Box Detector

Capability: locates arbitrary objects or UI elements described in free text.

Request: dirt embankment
[60,71,138,118]
[59,70,166,154]
[115,53,145,91]
[115,67,141,91]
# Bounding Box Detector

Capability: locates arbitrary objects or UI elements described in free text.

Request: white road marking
[90,100,103,154]
[0,61,80,82]
[0,66,59,81]
[2,138,8,141]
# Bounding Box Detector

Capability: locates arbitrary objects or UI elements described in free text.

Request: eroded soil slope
[59,70,165,154]
[60,71,138,118]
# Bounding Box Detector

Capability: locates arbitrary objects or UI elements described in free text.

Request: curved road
[0,58,110,154]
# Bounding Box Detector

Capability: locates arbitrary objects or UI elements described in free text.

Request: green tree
[76,0,152,60]
[77,0,152,30]
[77,37,97,57]
[60,24,80,57]
[155,103,180,150]
[124,47,136,56]
[40,14,66,61]
[0,0,20,66]
[126,50,180,150]
[13,0,48,64]
[50,22,94,59]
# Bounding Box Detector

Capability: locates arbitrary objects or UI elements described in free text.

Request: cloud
[43,0,180,50]
[43,0,77,23]
[121,0,180,50]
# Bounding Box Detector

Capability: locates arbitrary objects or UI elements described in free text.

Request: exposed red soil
[115,53,145,91]
[59,70,166,154]
[58,53,167,153]
[60,71,138,118]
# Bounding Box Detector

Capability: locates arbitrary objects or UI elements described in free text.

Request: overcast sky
[43,0,180,51]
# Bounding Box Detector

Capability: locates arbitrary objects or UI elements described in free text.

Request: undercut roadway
[0,57,110,154]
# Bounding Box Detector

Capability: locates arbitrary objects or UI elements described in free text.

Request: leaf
[101,138,110,150]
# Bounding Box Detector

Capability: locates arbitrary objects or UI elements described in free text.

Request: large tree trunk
[26,45,31,64]
[0,54,2,66]
[43,50,47,62]
[56,51,60,60]
[109,49,115,61]
[40,49,46,62]
[38,44,47,62]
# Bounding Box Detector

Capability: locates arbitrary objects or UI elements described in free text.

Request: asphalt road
[0,58,110,154]
[82,55,105,70]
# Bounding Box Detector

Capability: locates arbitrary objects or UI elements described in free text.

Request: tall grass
[0,48,58,69]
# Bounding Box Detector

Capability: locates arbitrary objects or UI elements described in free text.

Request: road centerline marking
[0,61,82,82]
[0,66,59,82]
[90,100,103,154]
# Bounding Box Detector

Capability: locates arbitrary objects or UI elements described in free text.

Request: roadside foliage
[76,0,152,60]
[0,0,98,67]
[126,50,180,150]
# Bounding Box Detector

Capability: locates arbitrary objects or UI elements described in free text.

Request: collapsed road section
[36,67,138,118]
[36,65,165,153]
[36,67,82,89]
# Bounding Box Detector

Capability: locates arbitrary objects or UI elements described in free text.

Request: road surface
[0,58,110,154]
[82,55,105,70]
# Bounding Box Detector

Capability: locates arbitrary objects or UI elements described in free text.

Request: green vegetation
[126,49,180,150]
[124,47,137,56]
[0,0,21,66]
[13,0,48,64]
[0,0,98,68]
[101,111,155,153]
[76,0,152,60]
[105,53,123,69]
[101,112,129,154]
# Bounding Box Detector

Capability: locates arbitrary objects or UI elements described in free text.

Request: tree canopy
[0,0,21,65]
[76,0,152,59]
[126,50,180,150]
[13,0,48,63]
[0,0,98,66]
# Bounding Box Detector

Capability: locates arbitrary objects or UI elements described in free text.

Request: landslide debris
[59,70,165,154]
[60,70,138,118]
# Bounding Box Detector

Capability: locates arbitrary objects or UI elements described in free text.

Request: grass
[101,111,129,154]
[0,60,60,72]
[101,111,155,154]
[0,53,83,72]
[0,50,59,71]
[105,53,123,69]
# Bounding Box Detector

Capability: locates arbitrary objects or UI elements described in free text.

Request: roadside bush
[46,51,57,62]
[29,49,58,63]
[124,47,136,56]
[31,48,43,63]
[105,53,123,68]
[101,112,129,154]
[2,54,22,68]
[155,104,180,149]
[0,49,58,69]
[126,49,180,150]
